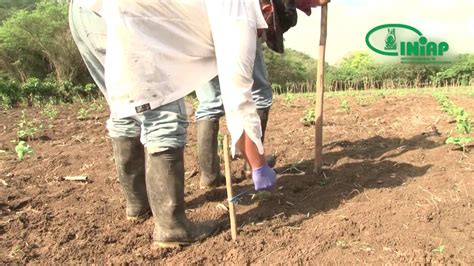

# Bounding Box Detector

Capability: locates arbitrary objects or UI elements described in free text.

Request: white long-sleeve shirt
[78,0,267,156]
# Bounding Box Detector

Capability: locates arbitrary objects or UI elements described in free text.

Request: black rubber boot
[197,119,225,189]
[146,148,218,248]
[111,137,151,221]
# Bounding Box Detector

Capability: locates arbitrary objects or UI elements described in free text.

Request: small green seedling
[251,191,272,201]
[77,107,90,120]
[17,110,42,140]
[434,94,473,151]
[432,245,445,254]
[357,94,381,107]
[301,108,316,126]
[376,90,386,98]
[42,104,59,128]
[446,136,474,150]
[337,99,350,113]
[284,93,295,106]
[42,104,59,121]
[336,240,349,249]
[355,96,369,106]
[90,101,105,113]
[318,180,328,186]
[454,109,471,134]
[15,141,33,161]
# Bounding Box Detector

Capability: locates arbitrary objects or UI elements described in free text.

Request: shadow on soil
[187,133,441,230]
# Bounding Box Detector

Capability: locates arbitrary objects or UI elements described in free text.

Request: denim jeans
[195,41,273,121]
[106,100,188,153]
[69,0,187,151]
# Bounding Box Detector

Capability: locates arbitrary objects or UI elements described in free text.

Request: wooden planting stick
[314,4,328,176]
[223,134,237,240]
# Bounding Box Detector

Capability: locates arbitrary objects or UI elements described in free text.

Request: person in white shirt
[70,0,327,248]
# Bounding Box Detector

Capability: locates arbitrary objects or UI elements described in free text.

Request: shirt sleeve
[205,0,268,156]
[76,0,103,16]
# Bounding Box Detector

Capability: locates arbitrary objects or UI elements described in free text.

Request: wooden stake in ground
[223,134,238,240]
[314,4,328,176]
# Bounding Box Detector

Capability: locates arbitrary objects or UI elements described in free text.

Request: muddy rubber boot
[111,137,151,221]
[243,107,277,178]
[197,119,225,189]
[146,148,218,248]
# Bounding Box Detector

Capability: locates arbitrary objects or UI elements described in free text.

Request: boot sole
[153,241,191,248]
[152,225,220,249]
[199,177,226,189]
[126,210,151,222]
[199,183,222,189]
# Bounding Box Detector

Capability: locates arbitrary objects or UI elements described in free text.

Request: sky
[284,0,474,64]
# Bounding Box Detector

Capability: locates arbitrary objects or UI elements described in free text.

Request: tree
[335,51,376,89]
[0,0,36,22]
[263,46,317,86]
[0,1,87,82]
[435,54,474,86]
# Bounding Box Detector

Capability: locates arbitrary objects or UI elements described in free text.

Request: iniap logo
[366,24,451,64]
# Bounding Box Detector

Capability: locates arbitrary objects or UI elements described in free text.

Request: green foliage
[263,46,317,87]
[284,93,295,106]
[327,51,445,90]
[434,54,474,86]
[432,245,445,254]
[15,140,33,160]
[335,240,349,249]
[0,79,20,108]
[0,1,87,82]
[0,2,472,100]
[434,94,472,134]
[337,99,350,113]
[355,95,380,107]
[264,49,472,94]
[251,191,272,201]
[17,110,42,140]
[300,108,315,126]
[271,51,472,93]
[21,78,56,104]
[0,78,99,107]
[0,0,36,22]
[77,107,89,120]
[41,102,58,127]
[445,136,474,148]
[89,100,104,113]
[433,93,474,150]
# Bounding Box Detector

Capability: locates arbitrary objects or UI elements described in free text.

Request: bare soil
[1,93,473,264]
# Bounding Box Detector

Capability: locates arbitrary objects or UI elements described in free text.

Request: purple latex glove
[252,164,277,191]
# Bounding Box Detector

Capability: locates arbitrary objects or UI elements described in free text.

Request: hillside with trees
[0,1,472,106]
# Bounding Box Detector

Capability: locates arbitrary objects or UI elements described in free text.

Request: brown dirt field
[1,93,473,264]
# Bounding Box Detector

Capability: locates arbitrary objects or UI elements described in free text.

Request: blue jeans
[69,0,187,151]
[195,41,273,120]
[106,100,188,153]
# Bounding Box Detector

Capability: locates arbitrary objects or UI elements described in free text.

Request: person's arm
[206,0,276,191]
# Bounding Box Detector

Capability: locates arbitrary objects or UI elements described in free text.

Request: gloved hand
[252,164,277,191]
